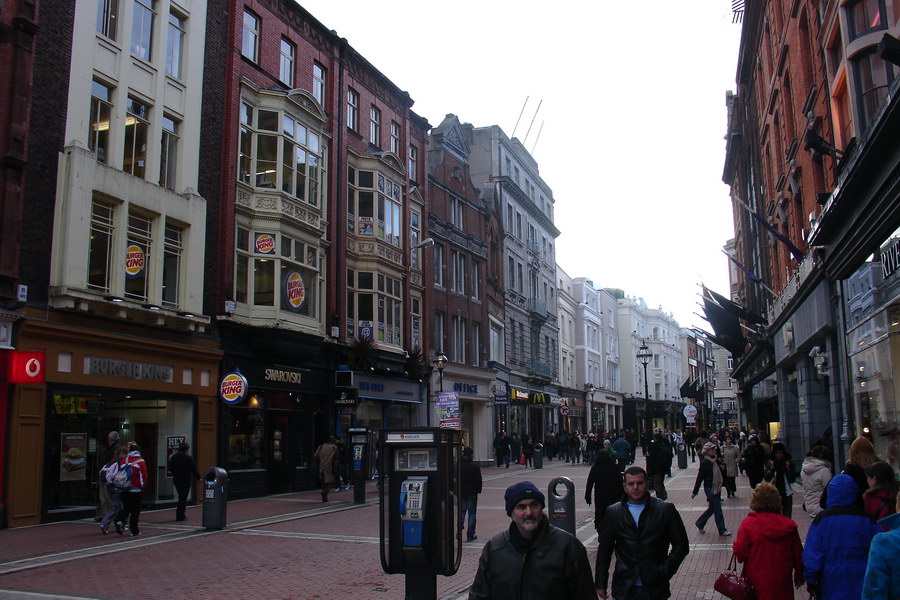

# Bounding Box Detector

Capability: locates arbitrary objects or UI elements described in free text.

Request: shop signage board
[220,371,249,404]
[6,350,46,384]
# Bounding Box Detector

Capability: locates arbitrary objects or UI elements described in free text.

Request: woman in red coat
[732,482,804,600]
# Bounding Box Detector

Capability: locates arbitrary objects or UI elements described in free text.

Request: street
[0,455,811,599]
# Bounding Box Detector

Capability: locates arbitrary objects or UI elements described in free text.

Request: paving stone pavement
[0,455,811,599]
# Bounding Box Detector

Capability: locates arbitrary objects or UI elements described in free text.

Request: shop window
[124,209,153,302]
[88,198,115,292]
[226,404,265,470]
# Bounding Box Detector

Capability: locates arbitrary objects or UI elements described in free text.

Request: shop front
[444,375,494,460]
[5,314,220,527]
[560,396,585,434]
[336,370,423,440]
[219,359,331,498]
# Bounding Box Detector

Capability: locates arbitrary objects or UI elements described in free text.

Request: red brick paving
[0,457,812,599]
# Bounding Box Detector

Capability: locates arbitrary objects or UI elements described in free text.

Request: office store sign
[220,371,249,404]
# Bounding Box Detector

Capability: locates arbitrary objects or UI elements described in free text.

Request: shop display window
[47,390,194,514]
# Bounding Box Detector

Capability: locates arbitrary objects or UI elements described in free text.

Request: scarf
[706,454,723,490]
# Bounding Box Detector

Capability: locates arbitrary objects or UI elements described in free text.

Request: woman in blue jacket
[803,474,881,599]
[862,497,900,599]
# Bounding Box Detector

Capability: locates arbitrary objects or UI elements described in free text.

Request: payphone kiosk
[348,427,376,504]
[379,428,461,600]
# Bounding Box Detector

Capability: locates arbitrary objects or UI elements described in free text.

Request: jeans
[460,495,478,539]
[117,491,142,535]
[100,487,122,528]
[174,479,191,520]
[696,487,726,534]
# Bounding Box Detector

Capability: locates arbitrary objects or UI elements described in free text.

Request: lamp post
[636,340,653,434]
[587,384,596,433]
[432,351,448,392]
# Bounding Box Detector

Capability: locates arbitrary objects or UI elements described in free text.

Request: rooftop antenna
[522,99,542,145]
[511,97,529,139]
[530,121,545,155]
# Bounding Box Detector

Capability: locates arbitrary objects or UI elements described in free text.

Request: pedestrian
[612,433,631,472]
[801,445,833,519]
[468,481,596,600]
[595,466,689,600]
[510,434,523,466]
[570,432,581,464]
[764,441,796,517]
[168,441,201,521]
[647,431,673,500]
[114,442,148,536]
[460,446,482,542]
[97,431,120,520]
[732,482,804,600]
[692,442,731,536]
[585,449,623,536]
[314,437,338,502]
[861,492,900,598]
[522,436,533,467]
[99,445,128,534]
[721,437,741,498]
[741,435,767,488]
[333,435,348,491]
[493,431,510,468]
[863,461,898,526]
[803,474,881,600]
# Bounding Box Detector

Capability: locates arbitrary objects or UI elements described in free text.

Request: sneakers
[696,526,705,534]
[720,530,732,537]
[114,521,124,535]
[100,525,108,535]
[130,531,141,537]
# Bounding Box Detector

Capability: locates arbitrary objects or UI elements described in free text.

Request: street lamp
[586,384,596,432]
[432,351,448,392]
[636,340,652,401]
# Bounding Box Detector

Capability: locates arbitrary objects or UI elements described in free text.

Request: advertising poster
[435,392,460,429]
[166,435,186,477]
[60,433,88,482]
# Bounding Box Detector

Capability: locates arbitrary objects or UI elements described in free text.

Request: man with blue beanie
[469,481,595,599]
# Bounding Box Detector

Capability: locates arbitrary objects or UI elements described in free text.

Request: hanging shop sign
[220,371,249,404]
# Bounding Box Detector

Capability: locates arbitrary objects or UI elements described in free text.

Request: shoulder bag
[714,553,755,600]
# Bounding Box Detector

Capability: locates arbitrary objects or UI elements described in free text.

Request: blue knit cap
[505,481,545,516]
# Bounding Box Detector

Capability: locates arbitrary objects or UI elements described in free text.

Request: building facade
[723,0,899,465]
[464,124,560,443]
[5,0,221,527]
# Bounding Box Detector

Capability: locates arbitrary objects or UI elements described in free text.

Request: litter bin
[202,467,228,530]
[533,443,544,469]
[676,443,688,469]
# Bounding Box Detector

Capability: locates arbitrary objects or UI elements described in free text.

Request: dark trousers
[652,473,668,500]
[174,479,191,520]
[117,491,142,535]
[781,493,793,518]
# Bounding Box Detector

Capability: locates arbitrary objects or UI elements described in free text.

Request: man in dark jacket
[647,433,674,500]
[596,466,689,600]
[460,446,482,541]
[469,481,595,600]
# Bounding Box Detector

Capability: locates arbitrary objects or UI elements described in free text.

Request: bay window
[346,168,402,246]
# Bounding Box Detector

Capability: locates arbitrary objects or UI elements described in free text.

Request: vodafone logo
[25,358,41,378]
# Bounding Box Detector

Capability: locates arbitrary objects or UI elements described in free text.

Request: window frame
[89,80,113,164]
[96,0,119,41]
[88,198,116,293]
[159,115,179,190]
[346,89,359,131]
[131,0,155,61]
[165,10,185,79]
[369,105,381,147]
[847,0,886,40]
[241,9,260,63]
[279,37,295,87]
[407,145,417,181]
[123,96,150,178]
[390,121,400,154]
[312,63,326,105]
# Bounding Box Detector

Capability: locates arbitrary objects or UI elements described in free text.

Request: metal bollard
[547,476,576,535]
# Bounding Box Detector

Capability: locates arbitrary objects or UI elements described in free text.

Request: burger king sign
[220,372,249,404]
[125,244,145,278]
[255,233,275,254]
[283,271,306,311]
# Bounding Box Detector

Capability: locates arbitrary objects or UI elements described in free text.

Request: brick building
[425,114,503,459]
[199,0,432,497]
[723,0,900,465]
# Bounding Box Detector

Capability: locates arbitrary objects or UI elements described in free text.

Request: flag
[706,288,766,324]
[751,212,805,262]
[723,251,762,283]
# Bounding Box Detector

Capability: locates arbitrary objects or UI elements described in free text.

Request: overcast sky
[297,0,743,330]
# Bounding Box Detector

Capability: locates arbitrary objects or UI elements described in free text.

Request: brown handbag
[714,554,755,600]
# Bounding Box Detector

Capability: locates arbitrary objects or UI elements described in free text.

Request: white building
[617,296,684,433]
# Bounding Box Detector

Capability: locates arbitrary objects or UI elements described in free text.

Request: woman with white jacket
[801,445,833,519]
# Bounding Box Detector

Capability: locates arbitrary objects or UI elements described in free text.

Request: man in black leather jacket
[468,481,595,600]
[595,467,689,600]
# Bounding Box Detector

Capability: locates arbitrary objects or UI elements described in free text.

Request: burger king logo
[125,244,145,278]
[255,234,275,254]
[283,271,306,311]
[220,372,249,404]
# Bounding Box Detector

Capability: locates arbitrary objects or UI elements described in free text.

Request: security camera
[808,346,821,359]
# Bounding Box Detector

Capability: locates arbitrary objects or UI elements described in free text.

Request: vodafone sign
[6,350,47,384]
